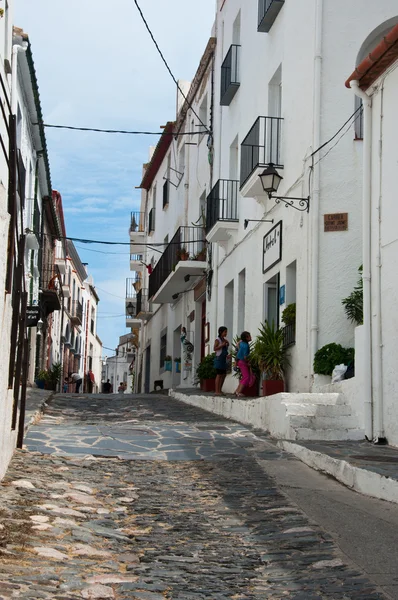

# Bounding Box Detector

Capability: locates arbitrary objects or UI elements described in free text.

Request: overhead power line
[132,0,210,134]
[37,231,207,248]
[38,124,206,136]
[311,105,362,158]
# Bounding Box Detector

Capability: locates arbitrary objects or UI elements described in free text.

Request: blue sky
[15,0,216,354]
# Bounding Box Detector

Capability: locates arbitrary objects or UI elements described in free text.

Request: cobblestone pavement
[0,393,388,599]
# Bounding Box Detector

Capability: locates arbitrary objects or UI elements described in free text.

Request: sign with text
[263,221,282,274]
[26,305,40,327]
[324,213,348,232]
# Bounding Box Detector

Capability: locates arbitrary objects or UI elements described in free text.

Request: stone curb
[278,440,398,505]
[24,391,55,434]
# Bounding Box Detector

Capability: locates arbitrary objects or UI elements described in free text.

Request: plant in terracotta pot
[252,321,289,397]
[176,247,189,261]
[196,353,217,392]
[192,247,207,261]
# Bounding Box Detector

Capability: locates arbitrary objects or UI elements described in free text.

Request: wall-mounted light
[126,302,136,317]
[259,163,310,213]
[244,218,274,230]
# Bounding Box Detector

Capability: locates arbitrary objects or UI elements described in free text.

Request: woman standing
[235,331,254,397]
[213,326,230,395]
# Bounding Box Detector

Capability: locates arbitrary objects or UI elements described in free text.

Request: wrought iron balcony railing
[258,0,284,33]
[220,45,241,106]
[206,179,239,233]
[136,288,152,317]
[126,274,141,299]
[282,323,296,348]
[148,226,206,299]
[71,300,83,324]
[130,211,146,233]
[240,116,283,188]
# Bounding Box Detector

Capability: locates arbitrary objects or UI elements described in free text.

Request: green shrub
[313,343,354,376]
[342,266,363,325]
[196,353,217,381]
[252,321,289,381]
[282,303,296,326]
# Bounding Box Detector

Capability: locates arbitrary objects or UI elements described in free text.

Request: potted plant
[164,355,172,372]
[282,303,296,326]
[196,353,217,392]
[46,362,62,391]
[176,247,189,261]
[192,248,207,261]
[230,335,259,397]
[313,343,354,377]
[174,357,181,373]
[252,321,289,397]
[35,369,49,390]
[342,266,363,325]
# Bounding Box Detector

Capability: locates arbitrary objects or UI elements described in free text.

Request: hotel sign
[263,221,282,274]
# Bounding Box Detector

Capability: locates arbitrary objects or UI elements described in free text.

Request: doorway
[144,345,151,393]
[264,273,280,328]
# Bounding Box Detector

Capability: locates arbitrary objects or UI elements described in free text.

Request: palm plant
[252,321,289,381]
[342,266,363,325]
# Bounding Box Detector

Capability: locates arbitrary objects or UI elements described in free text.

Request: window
[229,135,239,180]
[160,329,167,370]
[268,65,282,118]
[238,269,245,333]
[91,307,95,334]
[224,280,234,342]
[354,96,363,140]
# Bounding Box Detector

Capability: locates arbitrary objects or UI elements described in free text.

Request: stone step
[289,414,359,430]
[293,427,365,441]
[285,403,353,417]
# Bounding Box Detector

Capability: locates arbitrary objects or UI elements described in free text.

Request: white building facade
[345,19,398,445]
[103,333,136,393]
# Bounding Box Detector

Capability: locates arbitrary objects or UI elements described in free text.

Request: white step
[284,403,353,417]
[289,414,359,429]
[293,427,364,441]
[279,392,348,406]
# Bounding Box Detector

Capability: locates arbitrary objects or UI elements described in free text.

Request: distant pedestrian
[103,379,112,393]
[69,372,83,394]
[63,378,68,393]
[213,326,230,395]
[234,331,255,397]
[87,370,95,393]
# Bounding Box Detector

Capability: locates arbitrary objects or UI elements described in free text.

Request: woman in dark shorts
[214,326,230,395]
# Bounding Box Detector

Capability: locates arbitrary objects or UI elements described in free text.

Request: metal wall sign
[26,306,40,327]
[263,221,282,274]
[324,213,348,232]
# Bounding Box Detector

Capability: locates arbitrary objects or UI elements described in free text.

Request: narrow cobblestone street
[0,394,393,599]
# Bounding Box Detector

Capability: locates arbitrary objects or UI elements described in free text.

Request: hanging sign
[263,221,282,274]
[26,306,40,327]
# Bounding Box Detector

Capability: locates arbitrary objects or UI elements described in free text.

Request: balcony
[220,45,241,106]
[148,226,207,304]
[130,211,146,253]
[136,288,153,320]
[70,300,83,326]
[206,179,239,243]
[240,116,283,197]
[130,253,145,273]
[258,0,284,33]
[125,276,142,329]
[41,266,62,315]
[282,323,296,349]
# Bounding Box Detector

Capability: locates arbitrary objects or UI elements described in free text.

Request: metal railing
[282,323,296,348]
[126,275,141,298]
[71,300,83,323]
[148,207,156,233]
[240,116,283,188]
[130,211,146,233]
[163,180,169,208]
[130,253,144,263]
[220,45,241,106]
[206,179,239,233]
[258,0,284,32]
[136,288,152,316]
[149,226,206,299]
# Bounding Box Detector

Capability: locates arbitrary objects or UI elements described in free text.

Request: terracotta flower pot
[262,380,285,397]
[200,378,216,392]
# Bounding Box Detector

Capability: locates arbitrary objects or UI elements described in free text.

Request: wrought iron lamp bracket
[269,194,310,213]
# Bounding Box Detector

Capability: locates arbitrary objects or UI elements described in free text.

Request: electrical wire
[37,230,207,247]
[94,286,126,299]
[313,108,363,167]
[311,105,362,158]
[37,123,206,136]
[132,0,210,134]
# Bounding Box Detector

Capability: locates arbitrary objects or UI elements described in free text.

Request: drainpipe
[350,79,373,441]
[11,43,27,114]
[310,0,323,376]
